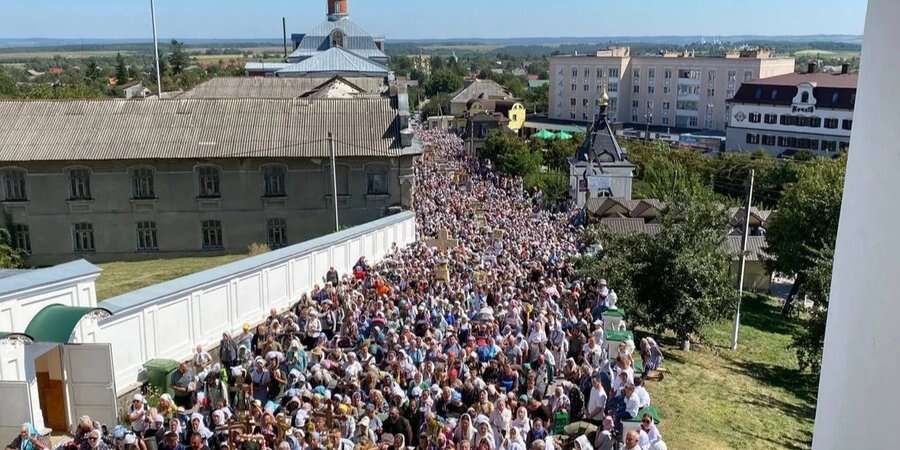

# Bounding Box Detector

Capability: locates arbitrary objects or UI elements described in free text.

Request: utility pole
[732,169,755,350]
[328,133,340,233]
[282,17,288,60]
[150,0,162,98]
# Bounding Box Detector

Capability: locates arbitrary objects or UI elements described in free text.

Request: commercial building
[549,47,795,132]
[725,65,857,156]
[0,76,419,266]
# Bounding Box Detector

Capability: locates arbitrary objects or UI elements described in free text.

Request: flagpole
[150,0,163,97]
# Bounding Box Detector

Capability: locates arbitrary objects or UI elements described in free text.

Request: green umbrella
[557,131,574,140]
[531,129,556,140]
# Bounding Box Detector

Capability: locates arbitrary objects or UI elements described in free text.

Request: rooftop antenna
[150,0,162,97]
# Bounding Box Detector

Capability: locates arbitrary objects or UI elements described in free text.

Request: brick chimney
[328,0,348,21]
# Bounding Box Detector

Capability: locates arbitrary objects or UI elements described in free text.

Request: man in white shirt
[622,383,640,420]
[634,377,651,409]
[586,375,608,423]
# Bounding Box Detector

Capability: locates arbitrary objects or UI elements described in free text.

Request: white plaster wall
[812,1,895,448]
[97,213,416,394]
[728,103,853,138]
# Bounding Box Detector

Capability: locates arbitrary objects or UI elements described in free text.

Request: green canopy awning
[531,129,557,140]
[0,332,34,344]
[606,330,634,342]
[24,304,112,344]
[557,131,574,140]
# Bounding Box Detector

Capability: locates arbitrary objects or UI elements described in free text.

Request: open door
[0,381,34,437]
[62,344,118,428]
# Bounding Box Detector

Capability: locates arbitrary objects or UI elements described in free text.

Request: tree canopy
[579,189,736,345]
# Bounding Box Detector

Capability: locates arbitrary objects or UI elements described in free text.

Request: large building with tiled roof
[726,63,858,156]
[245,0,389,79]
[0,74,420,265]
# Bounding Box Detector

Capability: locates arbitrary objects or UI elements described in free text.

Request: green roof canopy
[0,332,34,344]
[531,129,557,140]
[557,131,574,140]
[24,304,111,344]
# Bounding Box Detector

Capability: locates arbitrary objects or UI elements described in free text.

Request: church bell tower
[327,0,349,21]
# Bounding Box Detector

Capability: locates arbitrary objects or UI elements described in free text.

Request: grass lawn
[649,295,818,450]
[96,254,247,301]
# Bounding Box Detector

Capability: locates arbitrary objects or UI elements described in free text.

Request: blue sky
[1,0,868,40]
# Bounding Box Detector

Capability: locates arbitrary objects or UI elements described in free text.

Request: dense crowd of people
[7,129,665,450]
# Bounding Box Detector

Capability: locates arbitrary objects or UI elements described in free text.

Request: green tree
[524,83,549,114]
[0,71,17,96]
[115,52,128,85]
[167,40,190,75]
[766,157,846,315]
[791,245,833,374]
[542,136,581,172]
[580,190,736,347]
[524,169,569,205]
[420,93,450,117]
[0,228,23,269]
[424,69,463,97]
[85,60,102,82]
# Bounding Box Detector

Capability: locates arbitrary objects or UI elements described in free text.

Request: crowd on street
[7,129,666,450]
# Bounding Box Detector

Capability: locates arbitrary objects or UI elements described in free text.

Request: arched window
[330,30,345,48]
[801,91,810,103]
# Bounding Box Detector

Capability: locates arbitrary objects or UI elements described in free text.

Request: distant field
[96,254,248,301]
[0,49,137,61]
[794,49,859,58]
[421,44,505,52]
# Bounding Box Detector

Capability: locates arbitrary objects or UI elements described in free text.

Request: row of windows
[745,133,850,152]
[568,68,621,78]
[0,166,391,202]
[569,81,619,93]
[745,113,853,131]
[11,219,293,255]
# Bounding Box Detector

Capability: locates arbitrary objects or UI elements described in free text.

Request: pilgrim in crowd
[11,128,665,450]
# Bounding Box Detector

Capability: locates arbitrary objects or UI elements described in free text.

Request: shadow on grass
[736,428,813,450]
[738,294,800,336]
[732,359,819,407]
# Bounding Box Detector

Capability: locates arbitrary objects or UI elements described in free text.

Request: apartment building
[549,47,795,132]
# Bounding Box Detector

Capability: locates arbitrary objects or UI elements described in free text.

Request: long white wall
[97,211,416,394]
[812,1,897,448]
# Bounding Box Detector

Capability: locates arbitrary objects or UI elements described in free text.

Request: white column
[813,1,899,448]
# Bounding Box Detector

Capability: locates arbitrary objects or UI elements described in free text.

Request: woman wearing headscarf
[452,414,475,444]
[472,416,496,450]
[5,423,46,450]
[509,407,530,441]
[489,399,511,445]
[185,413,212,447]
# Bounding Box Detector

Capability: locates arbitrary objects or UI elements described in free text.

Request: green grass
[96,254,248,301]
[648,296,817,450]
[793,49,859,58]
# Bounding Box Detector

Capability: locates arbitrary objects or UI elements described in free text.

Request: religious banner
[475,271,488,283]
[425,229,458,250]
[435,260,450,282]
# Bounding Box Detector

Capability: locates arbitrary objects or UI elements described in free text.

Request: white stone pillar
[813,1,900,448]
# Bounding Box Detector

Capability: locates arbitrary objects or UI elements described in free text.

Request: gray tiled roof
[0,97,403,161]
[450,80,514,104]
[725,235,770,261]
[180,77,386,99]
[599,217,660,235]
[279,48,389,76]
